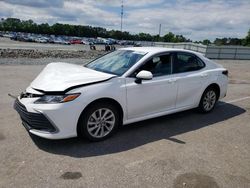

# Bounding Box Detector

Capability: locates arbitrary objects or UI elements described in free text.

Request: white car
[14,47,228,141]
[35,37,48,43]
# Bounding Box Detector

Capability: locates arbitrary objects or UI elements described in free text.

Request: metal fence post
[205,46,208,57]
[218,48,221,59]
[234,48,237,60]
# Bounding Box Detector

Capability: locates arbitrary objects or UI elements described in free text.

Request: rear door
[172,52,207,108]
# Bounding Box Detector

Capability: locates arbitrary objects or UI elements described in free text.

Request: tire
[78,102,120,141]
[198,87,218,113]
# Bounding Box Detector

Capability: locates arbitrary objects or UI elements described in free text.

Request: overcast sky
[0,0,250,40]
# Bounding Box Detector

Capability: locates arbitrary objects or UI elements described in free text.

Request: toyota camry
[14,47,228,141]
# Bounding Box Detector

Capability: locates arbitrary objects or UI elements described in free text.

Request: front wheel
[78,102,120,141]
[198,88,218,113]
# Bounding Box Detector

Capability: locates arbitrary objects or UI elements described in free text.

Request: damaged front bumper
[14,99,57,133]
[12,91,81,139]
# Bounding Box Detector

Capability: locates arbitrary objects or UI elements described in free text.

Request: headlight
[34,93,80,104]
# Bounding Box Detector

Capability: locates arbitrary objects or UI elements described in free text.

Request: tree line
[0,18,191,42]
[0,18,250,46]
[196,36,250,46]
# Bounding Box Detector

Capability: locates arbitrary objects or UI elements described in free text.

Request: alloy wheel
[203,90,216,111]
[87,108,115,138]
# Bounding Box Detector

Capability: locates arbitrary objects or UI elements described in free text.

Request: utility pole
[158,23,161,37]
[121,0,124,32]
[158,23,162,41]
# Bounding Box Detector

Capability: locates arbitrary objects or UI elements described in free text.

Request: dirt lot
[0,60,250,188]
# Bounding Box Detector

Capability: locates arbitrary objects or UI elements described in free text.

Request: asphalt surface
[0,61,250,188]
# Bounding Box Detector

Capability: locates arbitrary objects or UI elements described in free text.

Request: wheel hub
[87,108,115,138]
[203,90,216,111]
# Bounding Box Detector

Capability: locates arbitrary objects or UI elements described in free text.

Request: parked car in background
[134,42,142,47]
[35,37,48,43]
[81,39,90,45]
[69,39,82,44]
[53,38,70,45]
[14,47,228,141]
[4,32,121,46]
[118,40,135,46]
[2,33,15,38]
[107,38,117,45]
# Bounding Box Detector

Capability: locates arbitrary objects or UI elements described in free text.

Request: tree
[202,39,211,45]
[243,29,250,46]
[162,32,175,42]
[229,38,242,45]
[214,38,228,45]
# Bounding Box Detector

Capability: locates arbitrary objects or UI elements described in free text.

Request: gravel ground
[0,49,107,59]
[0,58,92,65]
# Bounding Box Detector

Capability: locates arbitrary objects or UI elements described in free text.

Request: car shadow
[30,102,245,158]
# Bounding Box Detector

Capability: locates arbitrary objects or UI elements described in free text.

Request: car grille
[14,99,56,132]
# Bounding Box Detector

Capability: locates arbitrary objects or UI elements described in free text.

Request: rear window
[173,53,205,73]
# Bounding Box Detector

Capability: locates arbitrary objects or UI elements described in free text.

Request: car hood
[30,62,115,92]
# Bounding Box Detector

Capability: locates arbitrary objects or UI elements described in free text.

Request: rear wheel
[78,102,120,141]
[198,88,218,113]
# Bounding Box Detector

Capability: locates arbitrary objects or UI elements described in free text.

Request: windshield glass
[85,50,146,75]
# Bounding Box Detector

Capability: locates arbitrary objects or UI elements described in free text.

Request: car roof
[119,46,203,56]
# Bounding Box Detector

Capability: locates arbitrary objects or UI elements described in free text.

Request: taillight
[222,70,228,76]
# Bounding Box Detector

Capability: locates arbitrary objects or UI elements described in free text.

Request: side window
[173,53,205,73]
[133,54,172,77]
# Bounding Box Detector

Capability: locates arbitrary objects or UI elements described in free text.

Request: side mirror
[135,70,153,84]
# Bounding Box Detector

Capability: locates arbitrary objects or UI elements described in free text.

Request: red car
[69,39,82,44]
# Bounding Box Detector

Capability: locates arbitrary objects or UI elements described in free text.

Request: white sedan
[14,47,228,141]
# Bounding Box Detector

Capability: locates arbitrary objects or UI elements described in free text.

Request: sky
[0,0,250,41]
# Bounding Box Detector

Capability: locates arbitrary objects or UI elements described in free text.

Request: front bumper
[13,97,82,139]
[14,99,57,132]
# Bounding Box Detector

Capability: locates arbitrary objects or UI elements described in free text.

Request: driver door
[125,53,178,119]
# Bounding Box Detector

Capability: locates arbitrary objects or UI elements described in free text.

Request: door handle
[201,73,208,77]
[168,78,177,83]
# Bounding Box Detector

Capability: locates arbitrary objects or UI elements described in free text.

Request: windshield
[85,50,146,76]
